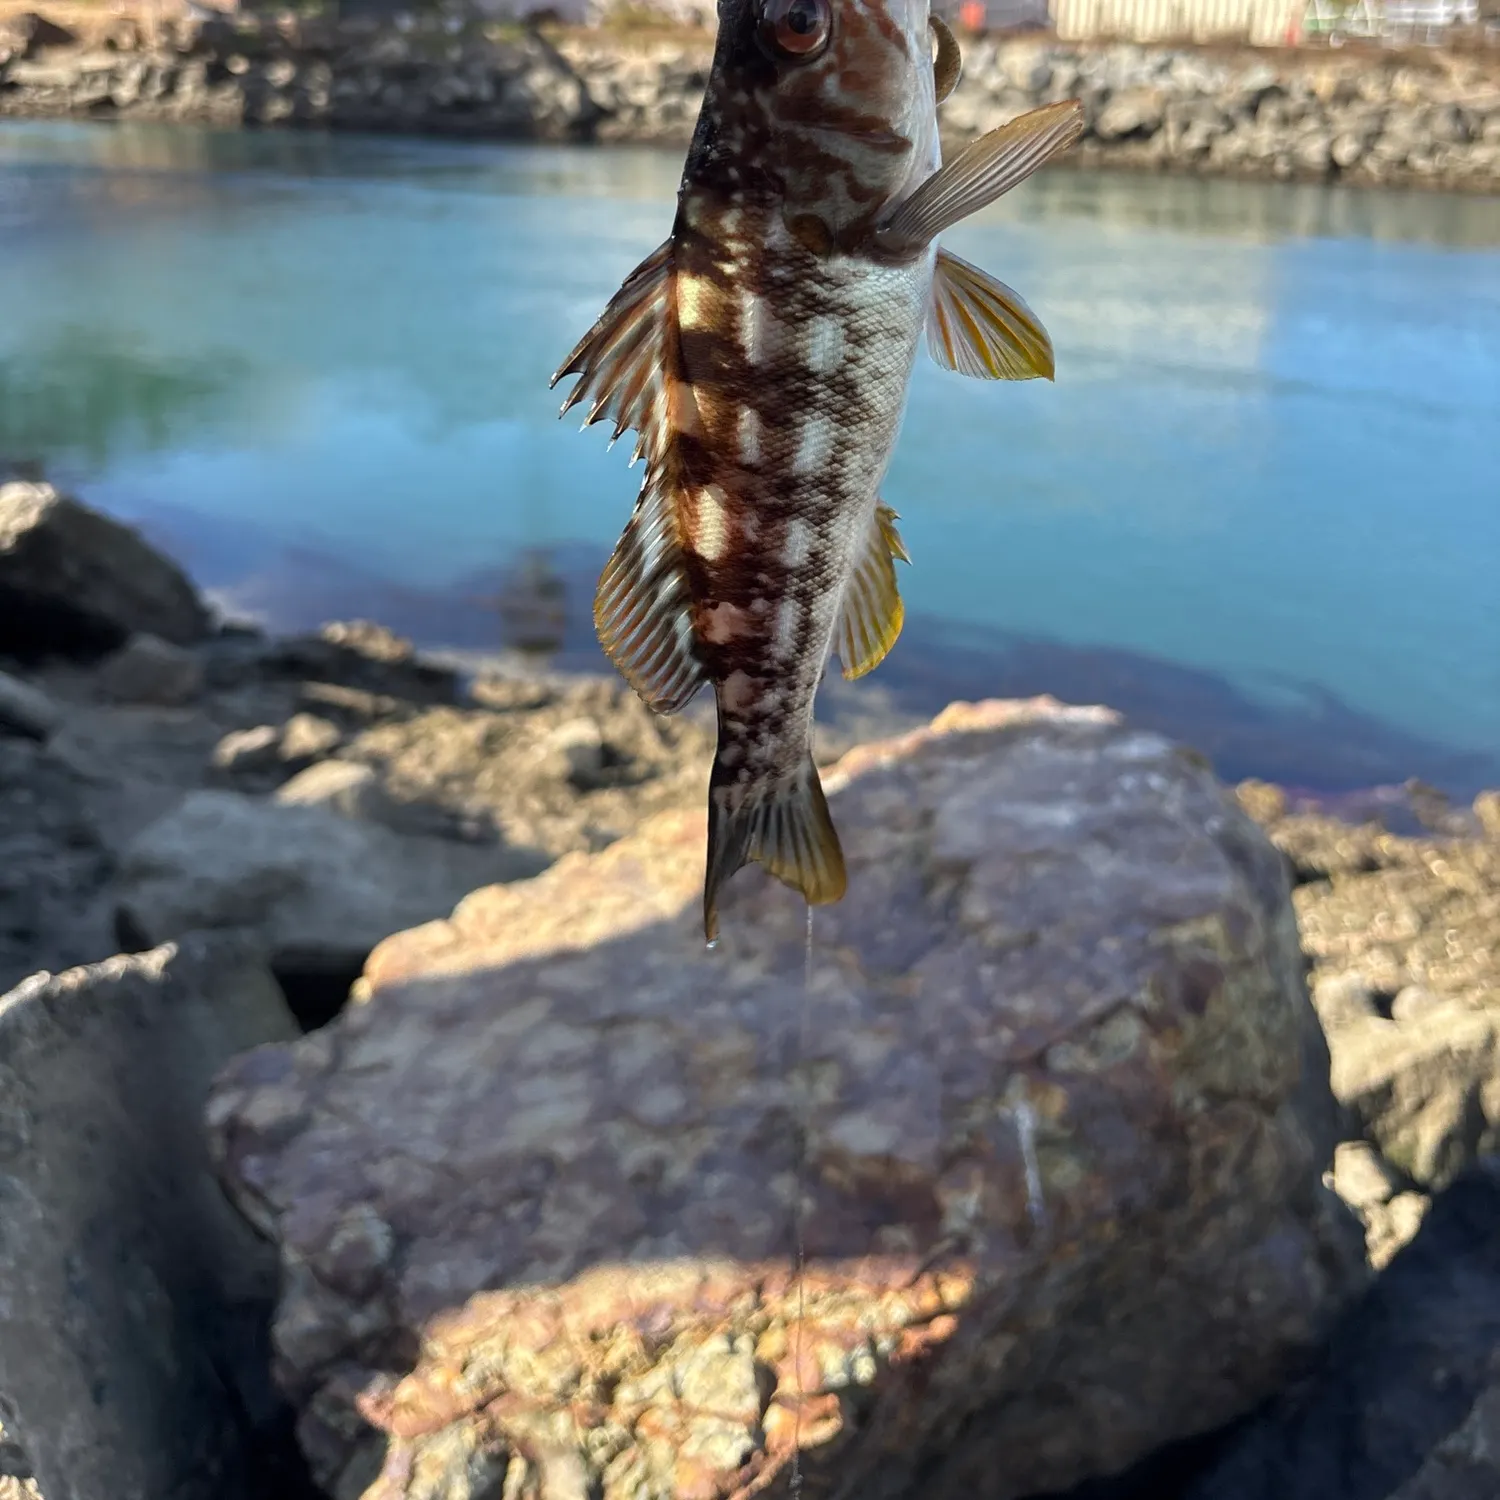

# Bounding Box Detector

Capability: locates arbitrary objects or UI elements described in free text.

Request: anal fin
[704,755,847,940]
[836,503,909,681]
[594,470,706,714]
[928,247,1054,381]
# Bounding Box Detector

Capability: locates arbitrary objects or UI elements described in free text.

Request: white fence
[1052,0,1304,43]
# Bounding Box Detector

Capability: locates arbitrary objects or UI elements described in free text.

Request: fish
[552,0,1083,941]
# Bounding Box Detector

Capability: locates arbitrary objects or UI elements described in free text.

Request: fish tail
[704,754,847,942]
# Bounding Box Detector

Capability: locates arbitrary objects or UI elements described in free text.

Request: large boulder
[0,936,301,1500]
[0,669,59,741]
[207,699,1361,1500]
[0,483,210,658]
[115,790,552,981]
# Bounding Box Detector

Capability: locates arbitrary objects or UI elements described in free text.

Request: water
[3,120,1499,793]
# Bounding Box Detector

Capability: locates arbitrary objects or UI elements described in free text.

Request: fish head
[686,0,941,246]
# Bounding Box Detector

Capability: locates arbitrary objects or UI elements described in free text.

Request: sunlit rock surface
[207,699,1362,1499]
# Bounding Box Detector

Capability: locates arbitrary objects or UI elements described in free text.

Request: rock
[1310,972,1380,1031]
[0,670,59,740]
[0,484,210,658]
[208,700,1360,1499]
[339,676,713,861]
[0,936,301,1500]
[274,760,387,820]
[0,737,113,997]
[268,621,457,706]
[537,716,606,787]
[1327,1002,1499,1192]
[212,724,281,775]
[116,789,550,978]
[278,711,343,765]
[97,632,205,706]
[1235,779,1288,826]
[1171,1162,1500,1500]
[1095,87,1166,139]
[1328,1139,1426,1269]
[1475,790,1500,840]
[1388,1369,1500,1500]
[1331,1138,1403,1212]
[1272,811,1499,1011]
[0,11,75,60]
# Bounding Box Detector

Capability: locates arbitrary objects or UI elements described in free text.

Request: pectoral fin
[551,240,674,466]
[930,15,962,103]
[836,503,909,681]
[875,100,1084,253]
[928,248,1054,381]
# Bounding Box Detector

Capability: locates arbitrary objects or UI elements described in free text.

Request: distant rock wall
[3,9,1500,190]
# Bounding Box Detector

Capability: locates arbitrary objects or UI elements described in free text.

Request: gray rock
[97,632,205,706]
[0,484,209,658]
[0,670,59,740]
[208,700,1360,1499]
[273,759,386,820]
[211,724,280,775]
[116,789,549,975]
[1095,86,1166,139]
[0,936,299,1500]
[1388,1371,1500,1500]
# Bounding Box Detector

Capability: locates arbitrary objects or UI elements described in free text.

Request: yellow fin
[928,247,1054,381]
[551,240,673,466]
[704,756,847,941]
[931,15,963,104]
[594,467,706,714]
[875,100,1085,252]
[835,503,909,681]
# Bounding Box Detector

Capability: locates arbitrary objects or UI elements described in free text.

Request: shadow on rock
[1031,1159,1500,1500]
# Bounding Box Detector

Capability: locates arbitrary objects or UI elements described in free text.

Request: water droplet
[705,937,719,951]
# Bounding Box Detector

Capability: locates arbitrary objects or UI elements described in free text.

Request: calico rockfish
[553,0,1083,940]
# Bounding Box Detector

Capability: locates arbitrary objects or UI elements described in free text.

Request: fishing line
[789,901,814,1496]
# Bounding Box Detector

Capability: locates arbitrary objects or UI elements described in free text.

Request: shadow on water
[134,502,1500,802]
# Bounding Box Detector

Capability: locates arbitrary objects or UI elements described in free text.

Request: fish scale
[554,0,1084,939]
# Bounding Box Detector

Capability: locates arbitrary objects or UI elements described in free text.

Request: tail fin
[703,757,847,941]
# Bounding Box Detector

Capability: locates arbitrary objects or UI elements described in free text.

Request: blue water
[3,120,1498,789]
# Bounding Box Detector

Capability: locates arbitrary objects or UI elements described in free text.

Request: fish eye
[758,0,832,61]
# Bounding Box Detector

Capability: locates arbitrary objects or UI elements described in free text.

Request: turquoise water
[3,120,1498,791]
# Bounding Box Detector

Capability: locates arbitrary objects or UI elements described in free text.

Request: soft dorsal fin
[874,100,1085,254]
[836,503,910,681]
[930,15,962,104]
[551,240,674,466]
[593,466,707,714]
[928,247,1055,381]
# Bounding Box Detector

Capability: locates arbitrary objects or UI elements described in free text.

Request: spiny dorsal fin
[704,755,846,940]
[836,503,909,681]
[874,100,1085,254]
[931,15,962,104]
[928,247,1055,381]
[551,240,674,466]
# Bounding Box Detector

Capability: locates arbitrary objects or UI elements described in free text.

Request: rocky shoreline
[3,8,1500,192]
[2,481,1499,1500]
